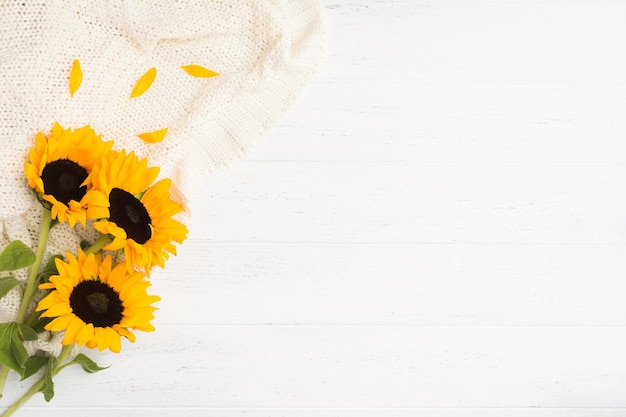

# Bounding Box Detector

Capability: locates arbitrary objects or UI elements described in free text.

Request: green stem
[22,310,39,331]
[0,368,8,400]
[0,375,44,417]
[0,345,74,417]
[84,233,112,256]
[15,209,53,324]
[0,209,53,400]
[54,345,73,373]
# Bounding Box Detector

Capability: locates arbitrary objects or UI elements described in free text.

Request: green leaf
[38,254,63,284]
[0,276,23,299]
[17,324,39,341]
[0,323,33,375]
[11,324,38,370]
[41,356,57,402]
[66,353,109,374]
[0,323,22,373]
[10,336,29,368]
[0,323,43,377]
[0,241,36,271]
[21,355,48,380]
[29,311,53,334]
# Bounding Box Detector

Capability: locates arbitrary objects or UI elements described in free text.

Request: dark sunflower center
[40,159,88,204]
[69,280,123,327]
[108,188,152,244]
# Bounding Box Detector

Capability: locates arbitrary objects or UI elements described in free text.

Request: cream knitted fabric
[0,0,324,349]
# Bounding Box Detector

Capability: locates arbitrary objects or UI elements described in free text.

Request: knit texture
[0,0,324,347]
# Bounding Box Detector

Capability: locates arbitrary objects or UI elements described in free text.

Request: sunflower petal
[45,314,75,332]
[63,317,86,345]
[104,327,122,353]
[130,67,157,98]
[117,327,136,343]
[76,323,95,346]
[137,127,168,144]
[39,301,72,318]
[69,59,82,97]
[181,64,219,78]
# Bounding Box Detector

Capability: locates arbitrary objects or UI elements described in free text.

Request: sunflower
[88,150,188,273]
[24,123,111,227]
[36,250,159,353]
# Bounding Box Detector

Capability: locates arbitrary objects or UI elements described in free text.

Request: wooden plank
[7,408,626,417]
[195,162,626,245]
[4,327,626,409]
[321,1,626,82]
[249,80,626,164]
[153,244,626,327]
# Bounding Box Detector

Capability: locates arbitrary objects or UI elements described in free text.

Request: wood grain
[7,327,626,409]
[3,0,626,416]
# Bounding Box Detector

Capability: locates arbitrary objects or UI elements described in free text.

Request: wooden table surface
[3,1,626,416]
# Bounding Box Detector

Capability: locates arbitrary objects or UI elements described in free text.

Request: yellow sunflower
[36,250,159,353]
[24,122,111,227]
[88,150,188,273]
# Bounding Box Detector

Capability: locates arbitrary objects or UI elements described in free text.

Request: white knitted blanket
[0,0,325,349]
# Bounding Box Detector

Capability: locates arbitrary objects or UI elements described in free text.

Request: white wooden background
[4,0,626,415]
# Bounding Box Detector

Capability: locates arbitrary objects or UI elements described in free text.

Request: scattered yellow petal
[137,127,168,143]
[69,59,82,97]
[130,67,157,98]
[181,64,219,78]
